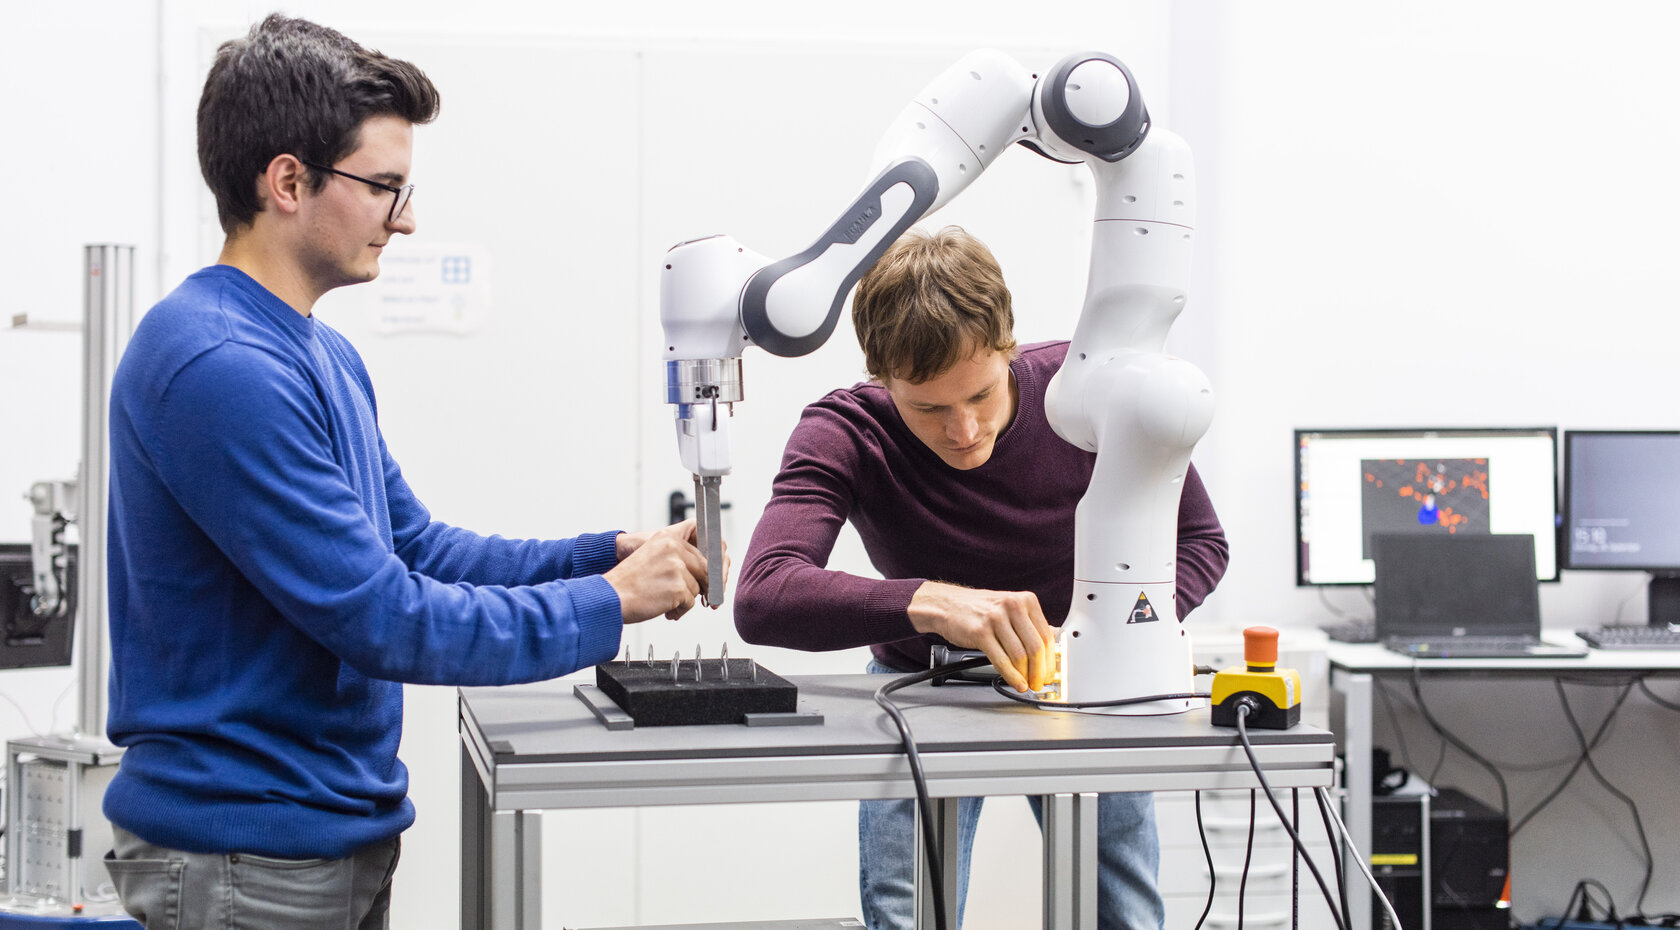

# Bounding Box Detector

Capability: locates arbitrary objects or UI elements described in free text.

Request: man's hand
[605,520,710,623]
[907,581,1054,692]
[615,521,731,610]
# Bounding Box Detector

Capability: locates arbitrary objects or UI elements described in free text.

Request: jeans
[860,660,1165,930]
[104,825,401,930]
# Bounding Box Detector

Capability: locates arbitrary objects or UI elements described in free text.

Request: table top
[461,673,1335,764]
[1326,633,1680,674]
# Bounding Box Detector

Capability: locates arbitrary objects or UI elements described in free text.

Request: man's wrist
[906,581,948,635]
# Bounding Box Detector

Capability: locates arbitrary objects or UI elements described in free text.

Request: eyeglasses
[302,161,415,222]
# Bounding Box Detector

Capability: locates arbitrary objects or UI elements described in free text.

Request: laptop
[1372,533,1586,659]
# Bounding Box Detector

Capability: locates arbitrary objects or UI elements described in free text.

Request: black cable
[873,656,991,930]
[988,677,1211,708]
[1383,675,1626,775]
[1582,877,1619,921]
[1610,578,1646,626]
[1373,679,1424,784]
[1571,877,1619,922]
[1314,786,1352,930]
[1232,704,1350,930]
[1553,678,1654,916]
[1193,790,1217,930]
[1292,789,1301,930]
[1408,666,1511,823]
[881,653,1220,930]
[1637,678,1680,713]
[1240,788,1256,930]
[1557,881,1589,925]
[1510,678,1636,836]
[1317,585,1371,623]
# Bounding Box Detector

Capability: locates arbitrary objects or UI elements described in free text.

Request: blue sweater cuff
[568,573,623,668]
[573,531,621,576]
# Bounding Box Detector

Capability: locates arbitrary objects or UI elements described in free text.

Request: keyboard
[1384,636,1587,659]
[1575,625,1680,650]
[1320,620,1377,643]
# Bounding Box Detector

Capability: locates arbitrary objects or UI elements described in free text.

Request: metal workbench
[460,673,1336,929]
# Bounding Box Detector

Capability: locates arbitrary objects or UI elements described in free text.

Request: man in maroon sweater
[735,226,1229,930]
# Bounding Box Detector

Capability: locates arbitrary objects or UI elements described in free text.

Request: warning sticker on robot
[1128,592,1159,623]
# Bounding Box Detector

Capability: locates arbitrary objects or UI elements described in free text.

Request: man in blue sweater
[100,15,710,929]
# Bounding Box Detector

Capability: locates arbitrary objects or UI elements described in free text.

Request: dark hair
[198,14,441,234]
[851,226,1016,384]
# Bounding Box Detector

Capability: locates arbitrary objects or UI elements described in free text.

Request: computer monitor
[1561,430,1680,626]
[0,542,77,670]
[1295,427,1560,586]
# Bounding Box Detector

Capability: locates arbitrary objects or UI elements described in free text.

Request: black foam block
[595,659,797,726]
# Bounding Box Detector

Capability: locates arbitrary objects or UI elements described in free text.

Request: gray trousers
[104,825,401,930]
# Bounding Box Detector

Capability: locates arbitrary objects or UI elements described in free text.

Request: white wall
[1200,1,1680,921]
[1203,0,1680,629]
[6,0,1680,926]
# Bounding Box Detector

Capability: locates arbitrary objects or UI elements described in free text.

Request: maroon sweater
[735,341,1230,672]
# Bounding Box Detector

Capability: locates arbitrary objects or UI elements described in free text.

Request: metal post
[462,744,489,930]
[488,810,542,930]
[913,798,960,930]
[77,244,134,740]
[1334,669,1374,930]
[1042,792,1099,929]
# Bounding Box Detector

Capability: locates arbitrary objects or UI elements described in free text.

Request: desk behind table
[1328,639,1680,930]
[459,673,1335,930]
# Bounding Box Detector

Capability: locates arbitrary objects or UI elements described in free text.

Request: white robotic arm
[662,49,1035,604]
[660,50,1213,714]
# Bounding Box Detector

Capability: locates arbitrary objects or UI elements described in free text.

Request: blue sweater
[104,265,624,858]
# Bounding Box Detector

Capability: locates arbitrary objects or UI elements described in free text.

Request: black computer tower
[1371,794,1430,930]
[1370,787,1510,930]
[1431,788,1509,930]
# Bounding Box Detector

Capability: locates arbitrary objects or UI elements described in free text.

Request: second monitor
[1563,429,1680,627]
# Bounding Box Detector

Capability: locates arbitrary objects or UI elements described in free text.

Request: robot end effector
[666,350,737,608]
[662,235,760,607]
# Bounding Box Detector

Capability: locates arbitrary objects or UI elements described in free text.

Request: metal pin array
[639,644,746,683]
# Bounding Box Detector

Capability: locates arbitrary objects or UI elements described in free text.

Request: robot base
[1057,580,1196,715]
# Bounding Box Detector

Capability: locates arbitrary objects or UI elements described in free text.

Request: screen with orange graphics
[1294,427,1559,585]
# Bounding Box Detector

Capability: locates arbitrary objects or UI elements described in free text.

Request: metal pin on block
[647,645,655,666]
[693,644,702,682]
[720,643,729,680]
[622,645,630,664]
[750,657,758,682]
[671,651,680,683]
